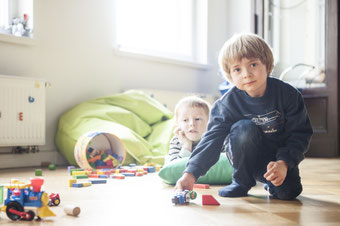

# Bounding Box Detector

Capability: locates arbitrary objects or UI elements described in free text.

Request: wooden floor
[0,157,339,226]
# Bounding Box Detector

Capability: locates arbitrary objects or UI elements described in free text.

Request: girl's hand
[264,160,288,186]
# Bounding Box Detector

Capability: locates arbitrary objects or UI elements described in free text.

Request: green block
[0,185,3,204]
[48,164,56,170]
[35,169,43,176]
[90,162,96,169]
[73,175,88,179]
[70,168,83,175]
[101,153,108,160]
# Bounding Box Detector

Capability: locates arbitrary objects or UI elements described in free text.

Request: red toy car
[48,193,60,206]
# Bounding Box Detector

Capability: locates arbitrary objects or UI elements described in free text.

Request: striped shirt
[165,136,200,164]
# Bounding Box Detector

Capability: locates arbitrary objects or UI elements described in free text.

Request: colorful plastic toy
[172,190,197,205]
[0,178,56,221]
[48,193,60,206]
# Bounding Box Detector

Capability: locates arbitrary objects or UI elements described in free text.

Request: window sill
[113,48,211,70]
[0,30,36,46]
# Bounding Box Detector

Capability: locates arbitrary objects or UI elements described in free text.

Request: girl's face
[176,106,209,142]
[229,57,268,97]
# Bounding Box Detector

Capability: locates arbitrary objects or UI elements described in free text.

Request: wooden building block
[202,195,220,206]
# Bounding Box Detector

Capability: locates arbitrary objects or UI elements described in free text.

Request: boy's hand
[174,173,196,192]
[264,160,288,186]
[173,127,192,151]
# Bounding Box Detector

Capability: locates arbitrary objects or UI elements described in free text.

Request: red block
[202,195,220,206]
[194,184,210,189]
[88,174,99,178]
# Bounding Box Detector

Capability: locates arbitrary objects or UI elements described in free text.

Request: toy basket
[74,131,126,170]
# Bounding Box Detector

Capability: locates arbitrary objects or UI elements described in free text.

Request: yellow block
[82,182,92,187]
[0,206,6,212]
[72,171,87,176]
[144,162,156,166]
[69,179,77,187]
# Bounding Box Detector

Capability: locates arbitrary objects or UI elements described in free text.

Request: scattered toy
[172,190,197,205]
[64,205,80,216]
[202,194,220,206]
[194,184,210,189]
[48,193,60,206]
[48,164,56,170]
[0,177,56,221]
[35,169,42,176]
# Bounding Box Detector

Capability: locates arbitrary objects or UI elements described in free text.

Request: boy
[175,33,313,200]
[166,96,210,164]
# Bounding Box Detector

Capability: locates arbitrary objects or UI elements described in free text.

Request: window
[113,0,208,66]
[263,0,325,88]
[0,0,9,28]
[0,0,33,38]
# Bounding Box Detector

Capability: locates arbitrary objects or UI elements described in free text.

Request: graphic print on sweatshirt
[244,110,283,134]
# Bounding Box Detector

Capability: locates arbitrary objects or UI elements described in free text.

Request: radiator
[0,75,47,146]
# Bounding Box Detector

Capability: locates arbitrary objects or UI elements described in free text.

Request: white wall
[0,0,252,164]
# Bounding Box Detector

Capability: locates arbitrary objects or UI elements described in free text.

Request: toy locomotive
[0,177,56,221]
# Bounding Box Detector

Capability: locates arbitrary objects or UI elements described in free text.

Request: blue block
[147,166,156,173]
[99,175,108,178]
[89,179,107,184]
[122,172,135,177]
[72,183,83,188]
[95,160,105,166]
[87,147,94,154]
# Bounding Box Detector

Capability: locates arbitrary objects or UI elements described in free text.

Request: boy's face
[229,58,268,97]
[176,106,209,142]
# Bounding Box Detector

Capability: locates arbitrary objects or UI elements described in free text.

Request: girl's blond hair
[218,33,274,83]
[174,96,211,121]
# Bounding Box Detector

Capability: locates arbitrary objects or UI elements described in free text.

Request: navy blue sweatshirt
[184,77,313,180]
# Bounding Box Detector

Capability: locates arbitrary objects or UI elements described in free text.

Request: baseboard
[0,150,68,169]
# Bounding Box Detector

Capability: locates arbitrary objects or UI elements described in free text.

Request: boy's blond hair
[174,96,211,121]
[218,33,274,83]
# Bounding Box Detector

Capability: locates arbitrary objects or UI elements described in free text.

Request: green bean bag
[158,153,233,185]
[55,90,174,166]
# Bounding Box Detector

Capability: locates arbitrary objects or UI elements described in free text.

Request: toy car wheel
[22,210,35,221]
[53,198,60,206]
[6,201,24,221]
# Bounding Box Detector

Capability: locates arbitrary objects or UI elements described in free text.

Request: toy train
[0,177,56,221]
[172,190,197,205]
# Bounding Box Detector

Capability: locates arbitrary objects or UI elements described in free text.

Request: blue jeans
[224,119,302,200]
